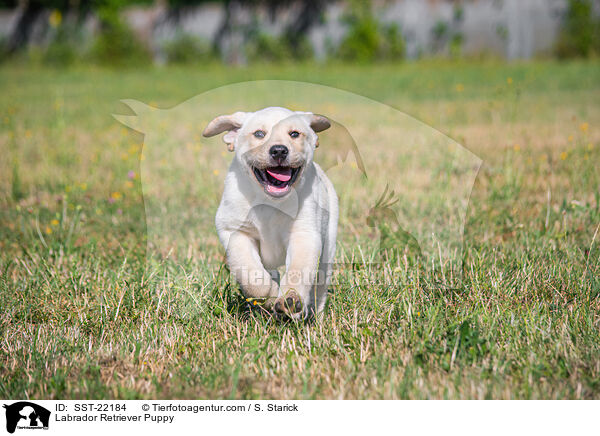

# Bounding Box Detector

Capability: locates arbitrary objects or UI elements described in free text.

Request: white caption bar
[0,400,596,436]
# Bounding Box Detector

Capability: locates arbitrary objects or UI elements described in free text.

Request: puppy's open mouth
[253,166,301,197]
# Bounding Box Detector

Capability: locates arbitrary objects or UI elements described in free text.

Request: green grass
[1,60,599,399]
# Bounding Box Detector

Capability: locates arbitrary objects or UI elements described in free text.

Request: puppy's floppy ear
[309,114,331,133]
[296,112,330,148]
[203,111,247,152]
[295,111,331,133]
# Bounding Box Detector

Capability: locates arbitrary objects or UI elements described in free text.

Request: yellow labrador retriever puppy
[203,107,338,319]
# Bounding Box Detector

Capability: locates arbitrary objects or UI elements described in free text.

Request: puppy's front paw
[273,290,303,317]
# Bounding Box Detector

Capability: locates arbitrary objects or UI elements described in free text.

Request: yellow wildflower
[49,10,62,28]
[51,219,59,226]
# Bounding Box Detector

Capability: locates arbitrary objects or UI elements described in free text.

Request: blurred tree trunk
[214,0,327,63]
[213,0,237,62]
[283,0,326,52]
[7,0,43,53]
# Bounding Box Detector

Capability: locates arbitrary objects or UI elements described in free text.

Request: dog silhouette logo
[3,402,50,433]
[114,80,481,289]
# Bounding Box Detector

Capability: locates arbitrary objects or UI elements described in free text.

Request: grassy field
[1,60,599,399]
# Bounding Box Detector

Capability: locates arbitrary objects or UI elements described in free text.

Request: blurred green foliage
[337,14,380,62]
[555,0,600,58]
[380,23,406,60]
[42,25,78,66]
[245,33,313,63]
[337,1,405,62]
[88,0,151,66]
[430,4,464,58]
[162,34,214,64]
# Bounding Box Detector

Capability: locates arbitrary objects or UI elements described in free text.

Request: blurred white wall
[0,0,587,60]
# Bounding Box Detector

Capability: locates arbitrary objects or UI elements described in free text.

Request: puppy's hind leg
[310,255,334,318]
[309,194,338,318]
[224,231,280,310]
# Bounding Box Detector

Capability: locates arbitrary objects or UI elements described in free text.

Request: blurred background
[0,0,599,66]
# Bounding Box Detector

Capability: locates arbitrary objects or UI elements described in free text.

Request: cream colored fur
[203,107,338,319]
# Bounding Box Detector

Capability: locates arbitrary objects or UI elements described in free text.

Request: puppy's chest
[250,209,293,268]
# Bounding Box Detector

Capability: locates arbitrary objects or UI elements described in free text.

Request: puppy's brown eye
[253,130,266,139]
[289,131,300,138]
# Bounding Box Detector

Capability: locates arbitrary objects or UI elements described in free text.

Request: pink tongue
[266,167,291,182]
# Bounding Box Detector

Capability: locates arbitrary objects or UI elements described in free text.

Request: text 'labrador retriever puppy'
[203,107,338,320]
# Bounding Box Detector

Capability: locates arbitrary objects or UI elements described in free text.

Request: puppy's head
[203,107,330,198]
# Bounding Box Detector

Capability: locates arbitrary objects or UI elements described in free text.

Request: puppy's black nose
[269,145,288,161]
